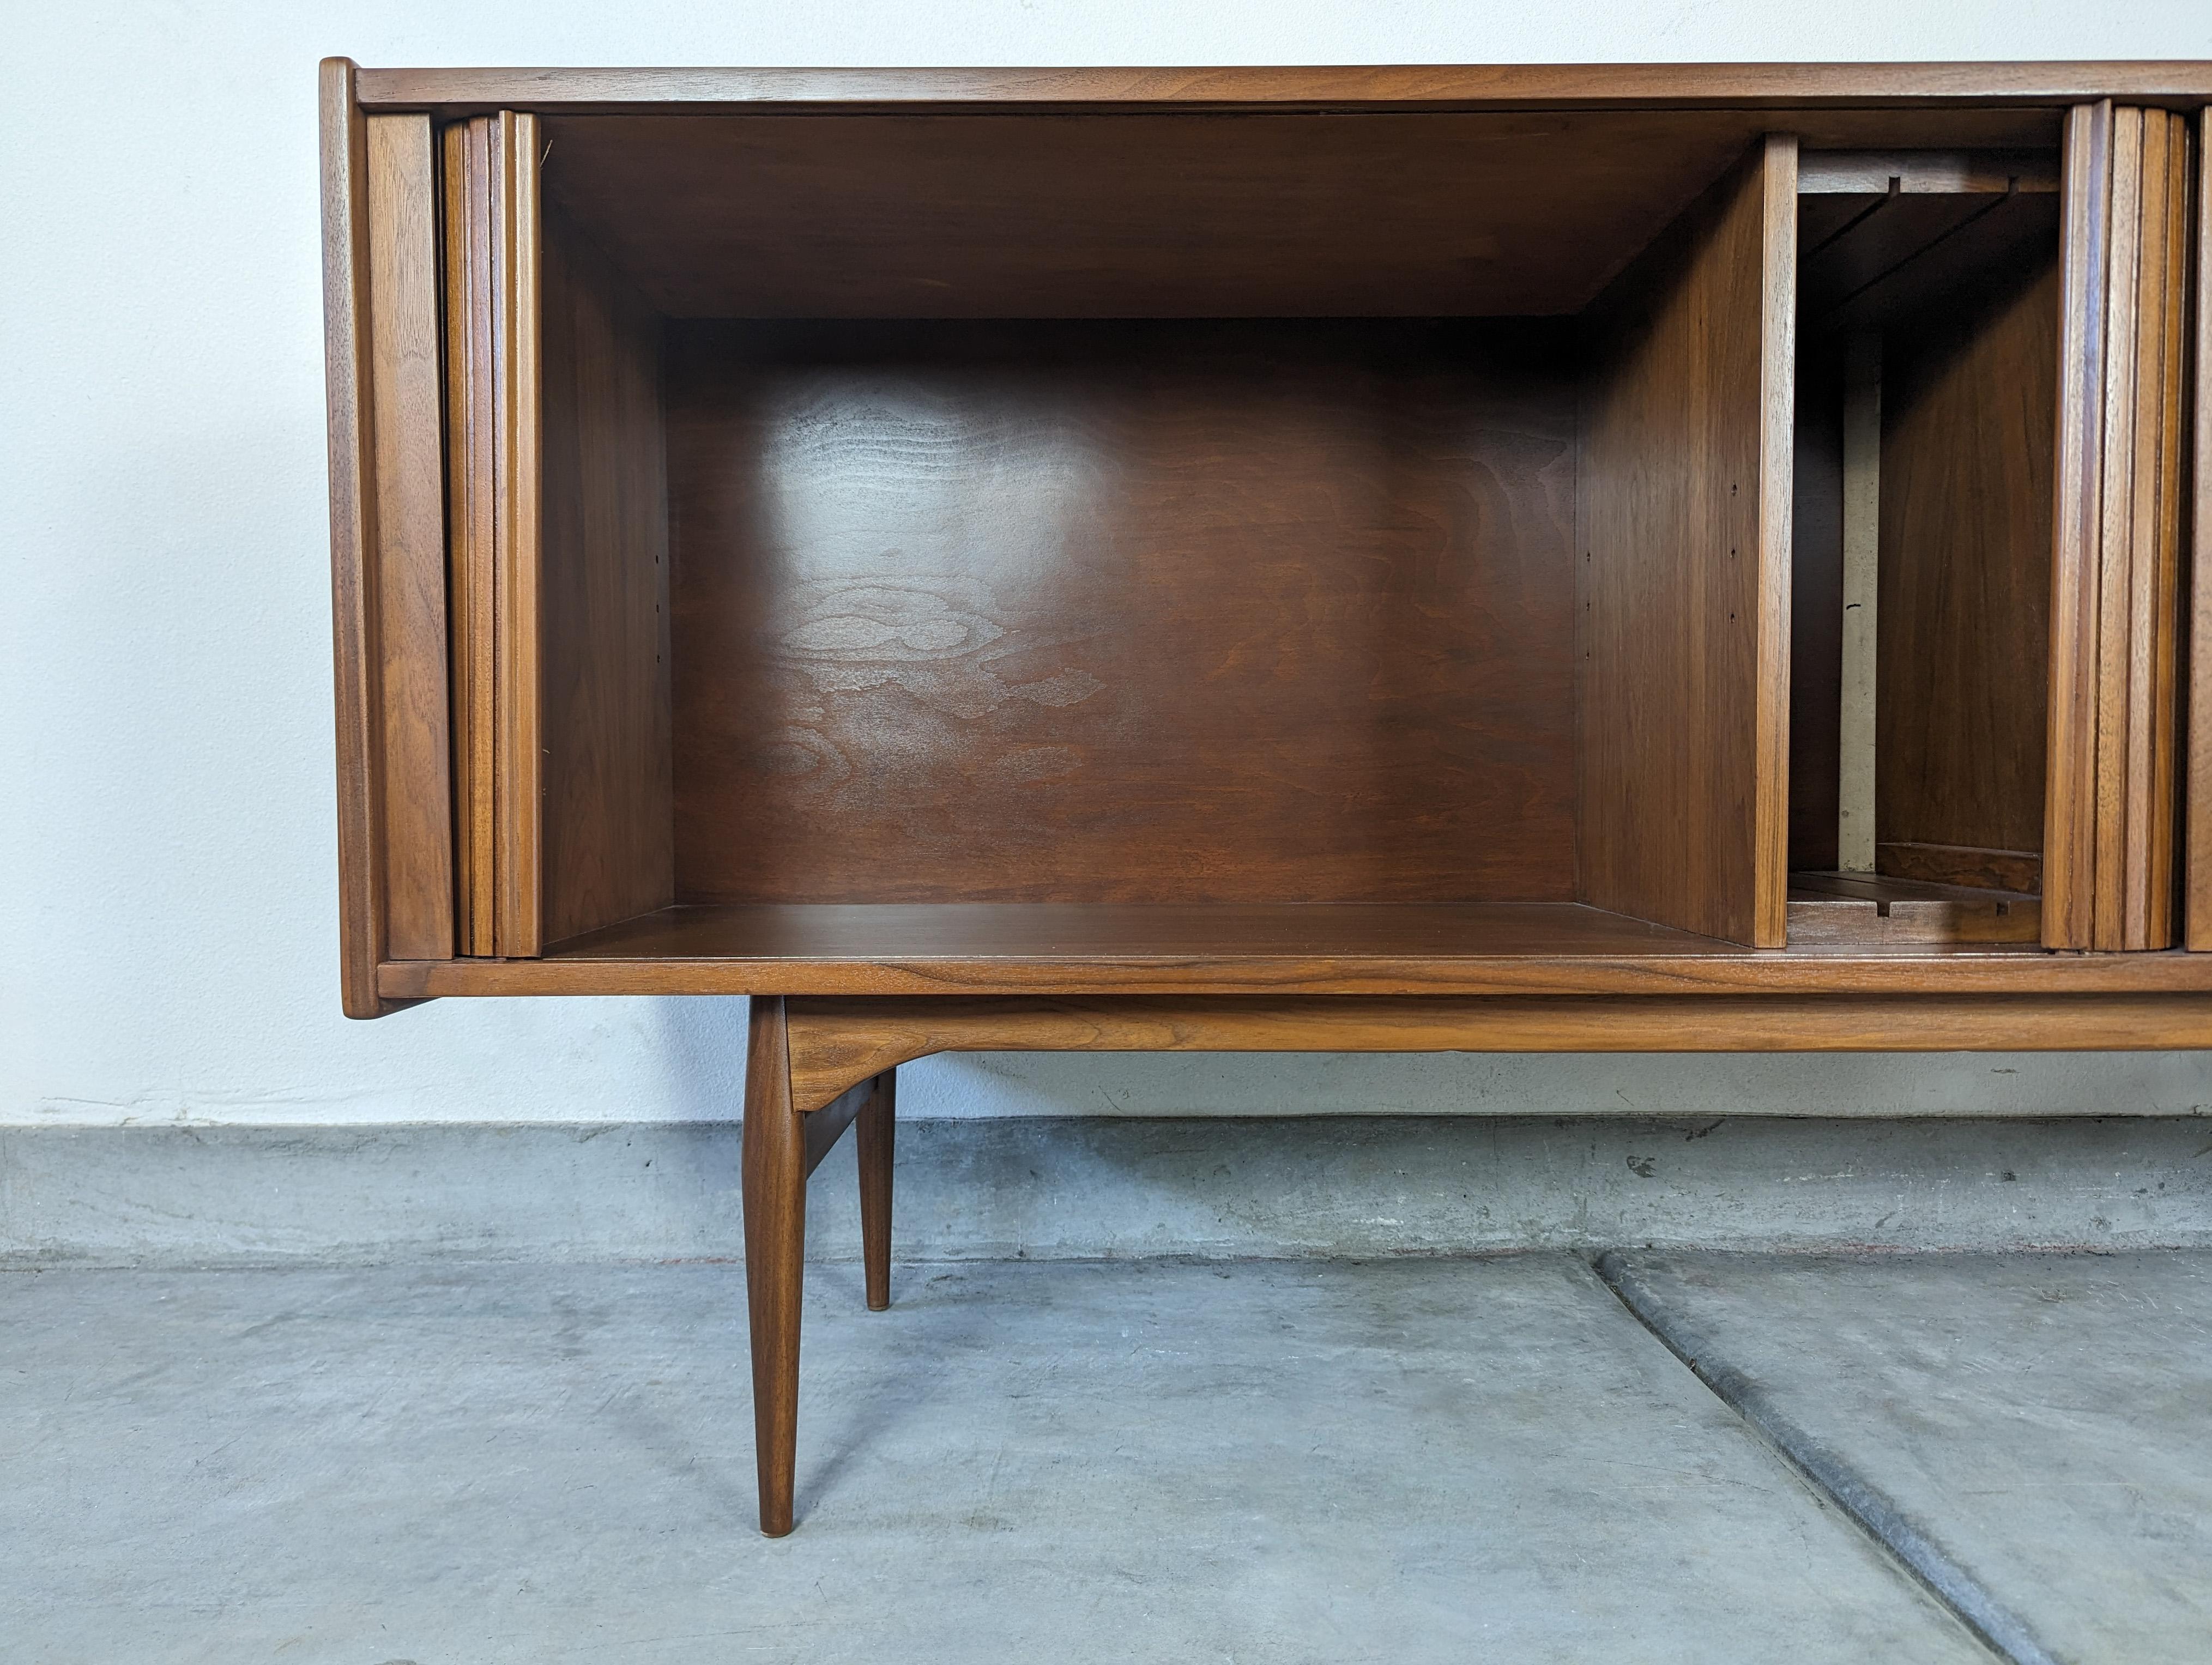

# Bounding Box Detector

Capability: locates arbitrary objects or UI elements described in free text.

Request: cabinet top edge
[341,60,2212,116]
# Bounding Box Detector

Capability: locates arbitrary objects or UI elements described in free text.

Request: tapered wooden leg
[857,1068,896,1311]
[742,996,805,1537]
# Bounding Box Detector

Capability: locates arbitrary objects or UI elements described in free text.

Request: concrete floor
[1602,1250,2212,1665]
[1,1253,2204,1664]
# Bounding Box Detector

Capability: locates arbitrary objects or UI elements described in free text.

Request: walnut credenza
[322,59,2212,1532]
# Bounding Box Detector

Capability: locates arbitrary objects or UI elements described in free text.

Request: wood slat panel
[2047,101,2111,944]
[1576,134,1796,947]
[538,198,674,944]
[2046,104,2191,949]
[494,112,544,957]
[2093,106,2147,940]
[443,118,498,955]
[444,112,546,956]
[364,114,454,962]
[2151,117,2191,943]
[2192,111,2212,949]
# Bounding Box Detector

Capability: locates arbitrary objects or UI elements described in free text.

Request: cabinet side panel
[365,114,455,961]
[1577,135,1796,946]
[539,198,674,945]
[1876,256,2059,878]
[319,58,395,1016]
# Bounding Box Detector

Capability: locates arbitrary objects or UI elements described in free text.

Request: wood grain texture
[778,991,2212,1111]
[495,112,544,958]
[1877,255,2059,872]
[1876,841,2044,894]
[800,1077,868,1177]
[2192,111,2212,949]
[2094,106,2146,943]
[319,58,392,1017]
[1576,134,1796,947]
[2046,104,2190,949]
[350,62,2212,116]
[446,114,559,956]
[2047,101,2112,946]
[543,112,1770,319]
[537,198,674,947]
[2141,114,2190,945]
[668,320,1578,905]
[377,900,2212,999]
[741,995,803,1537]
[365,114,454,963]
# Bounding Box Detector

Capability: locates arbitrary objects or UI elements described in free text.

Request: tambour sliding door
[2047,101,2194,951]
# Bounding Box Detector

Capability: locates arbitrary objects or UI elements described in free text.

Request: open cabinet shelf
[325,62,2212,1013]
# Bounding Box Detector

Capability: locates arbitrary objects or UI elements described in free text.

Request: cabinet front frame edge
[320,57,404,1018]
[348,63,2212,117]
[378,952,2212,1001]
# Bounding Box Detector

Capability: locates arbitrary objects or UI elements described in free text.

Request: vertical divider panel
[2047,104,2192,949]
[1577,134,1797,947]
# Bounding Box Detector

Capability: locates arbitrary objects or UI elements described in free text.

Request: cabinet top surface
[345,61,2212,114]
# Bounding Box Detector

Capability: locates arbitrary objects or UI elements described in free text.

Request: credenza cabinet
[323,60,2212,1532]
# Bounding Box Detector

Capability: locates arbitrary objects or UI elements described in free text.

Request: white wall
[6,1,2210,1128]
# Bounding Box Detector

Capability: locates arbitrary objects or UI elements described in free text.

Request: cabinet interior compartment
[435,108,2082,966]
[1787,150,2062,948]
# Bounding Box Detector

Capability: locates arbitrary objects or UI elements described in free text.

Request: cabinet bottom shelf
[367,901,2212,1005]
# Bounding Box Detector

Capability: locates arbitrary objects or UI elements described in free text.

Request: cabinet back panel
[666,319,1578,905]
[1877,252,2058,871]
